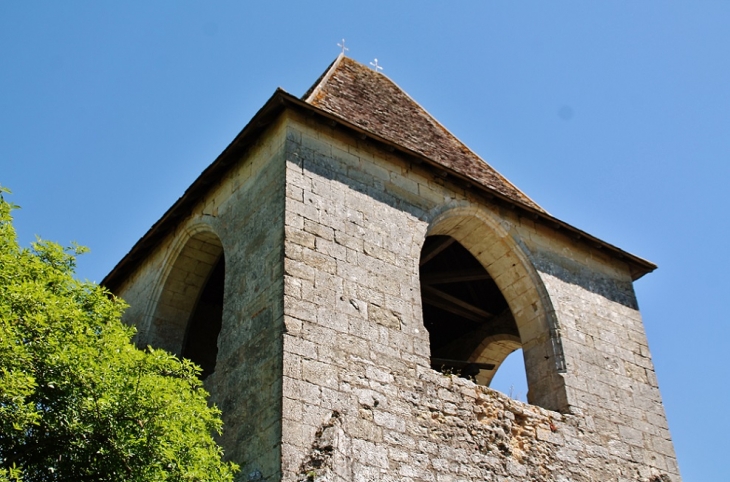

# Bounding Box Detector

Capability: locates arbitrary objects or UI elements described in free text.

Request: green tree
[0,187,238,482]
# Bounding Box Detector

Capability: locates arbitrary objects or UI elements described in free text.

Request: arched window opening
[420,235,522,387]
[148,230,225,381]
[181,254,225,380]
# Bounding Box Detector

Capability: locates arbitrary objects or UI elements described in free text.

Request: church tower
[103,55,680,481]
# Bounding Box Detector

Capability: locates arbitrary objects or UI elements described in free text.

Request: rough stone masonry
[103,55,681,481]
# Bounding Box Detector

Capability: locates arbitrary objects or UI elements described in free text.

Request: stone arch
[422,204,568,411]
[468,334,522,386]
[147,223,226,379]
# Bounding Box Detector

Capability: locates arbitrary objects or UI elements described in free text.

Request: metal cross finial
[370,58,383,73]
[337,39,349,55]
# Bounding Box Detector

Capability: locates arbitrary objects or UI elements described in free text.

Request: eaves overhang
[102,89,656,292]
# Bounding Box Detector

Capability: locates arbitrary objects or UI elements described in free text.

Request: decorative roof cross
[337,39,349,55]
[369,58,383,73]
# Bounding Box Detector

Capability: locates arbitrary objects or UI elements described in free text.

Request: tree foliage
[0,188,237,482]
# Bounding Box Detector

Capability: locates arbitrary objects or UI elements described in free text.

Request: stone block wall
[279,112,679,481]
[115,119,289,479]
[112,110,679,481]
[207,136,286,478]
[516,217,678,476]
[280,115,431,479]
[538,270,678,476]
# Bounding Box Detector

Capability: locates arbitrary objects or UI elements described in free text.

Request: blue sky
[2,3,727,479]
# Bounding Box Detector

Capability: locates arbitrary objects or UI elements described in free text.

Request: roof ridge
[302,53,345,103]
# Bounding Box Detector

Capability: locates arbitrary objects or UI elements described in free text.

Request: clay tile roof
[303,55,545,212]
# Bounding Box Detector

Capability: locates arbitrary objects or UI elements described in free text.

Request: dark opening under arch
[420,235,522,386]
[181,254,225,380]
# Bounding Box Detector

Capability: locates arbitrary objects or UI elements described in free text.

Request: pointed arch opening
[149,229,225,380]
[420,235,522,387]
[421,208,569,412]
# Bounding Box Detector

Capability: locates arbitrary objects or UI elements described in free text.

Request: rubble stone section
[280,112,680,481]
[298,370,679,482]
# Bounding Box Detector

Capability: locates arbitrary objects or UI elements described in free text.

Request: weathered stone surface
[112,106,680,481]
[116,119,289,479]
[278,115,680,481]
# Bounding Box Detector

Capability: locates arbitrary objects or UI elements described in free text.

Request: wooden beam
[420,237,455,266]
[423,297,483,323]
[421,268,491,284]
[422,285,492,322]
[424,286,492,318]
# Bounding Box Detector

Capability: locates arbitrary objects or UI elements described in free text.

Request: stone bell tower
[103,55,680,481]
